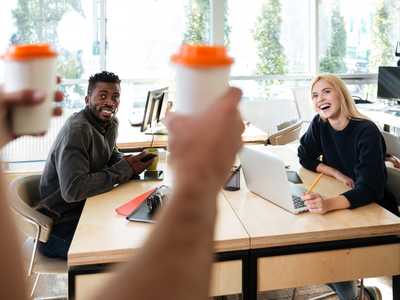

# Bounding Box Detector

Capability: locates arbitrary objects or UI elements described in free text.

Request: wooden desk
[68,163,250,299]
[68,144,400,299]
[222,145,400,299]
[116,121,269,150]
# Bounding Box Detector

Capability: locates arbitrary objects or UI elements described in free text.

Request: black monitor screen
[377,66,400,100]
[141,87,169,132]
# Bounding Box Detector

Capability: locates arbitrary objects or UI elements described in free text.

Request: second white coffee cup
[171,44,234,115]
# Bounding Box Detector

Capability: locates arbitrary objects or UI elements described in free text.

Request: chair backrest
[239,99,298,134]
[387,167,400,206]
[10,175,52,242]
[292,86,315,122]
[266,120,303,145]
[381,131,400,157]
[277,119,297,131]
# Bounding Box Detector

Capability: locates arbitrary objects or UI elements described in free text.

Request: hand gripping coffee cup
[171,44,234,115]
[146,148,160,172]
[2,44,58,135]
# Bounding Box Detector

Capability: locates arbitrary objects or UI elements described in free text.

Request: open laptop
[239,146,308,214]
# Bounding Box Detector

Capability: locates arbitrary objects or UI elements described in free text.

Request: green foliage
[253,0,286,76]
[370,0,392,70]
[183,0,230,45]
[223,1,231,48]
[11,0,85,83]
[319,3,347,73]
[184,0,210,43]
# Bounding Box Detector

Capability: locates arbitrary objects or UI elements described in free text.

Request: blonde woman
[298,74,398,300]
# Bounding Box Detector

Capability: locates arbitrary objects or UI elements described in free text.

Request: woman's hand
[0,77,63,148]
[386,154,400,169]
[334,171,355,188]
[302,192,330,214]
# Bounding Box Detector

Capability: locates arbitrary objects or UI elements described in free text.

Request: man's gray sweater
[38,107,133,224]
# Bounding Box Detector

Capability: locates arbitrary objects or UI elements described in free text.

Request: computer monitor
[141,87,169,132]
[377,66,400,101]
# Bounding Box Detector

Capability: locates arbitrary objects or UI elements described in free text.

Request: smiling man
[38,71,155,259]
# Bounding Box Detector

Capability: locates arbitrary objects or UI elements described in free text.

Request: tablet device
[126,200,155,223]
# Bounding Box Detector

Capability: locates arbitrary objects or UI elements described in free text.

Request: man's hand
[0,78,63,148]
[124,151,156,175]
[166,87,244,195]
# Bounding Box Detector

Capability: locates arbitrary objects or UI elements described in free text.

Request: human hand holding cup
[2,43,58,135]
[171,44,234,115]
[145,148,159,172]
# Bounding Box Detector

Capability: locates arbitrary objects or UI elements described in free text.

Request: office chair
[381,130,400,208]
[265,120,303,145]
[382,131,400,157]
[9,174,67,299]
[387,167,400,208]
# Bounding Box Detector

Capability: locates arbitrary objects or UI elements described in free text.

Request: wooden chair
[265,120,303,145]
[9,174,67,299]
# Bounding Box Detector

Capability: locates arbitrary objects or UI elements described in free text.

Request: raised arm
[95,87,244,300]
[0,86,63,300]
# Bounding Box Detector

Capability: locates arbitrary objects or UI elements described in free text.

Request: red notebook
[115,188,156,216]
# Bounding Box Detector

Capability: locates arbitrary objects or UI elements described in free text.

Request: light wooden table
[68,163,250,299]
[222,145,400,299]
[67,144,400,300]
[116,121,269,150]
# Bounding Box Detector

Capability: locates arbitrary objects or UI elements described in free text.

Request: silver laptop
[239,146,308,214]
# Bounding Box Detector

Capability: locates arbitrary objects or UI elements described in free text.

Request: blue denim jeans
[328,281,358,300]
[38,218,79,260]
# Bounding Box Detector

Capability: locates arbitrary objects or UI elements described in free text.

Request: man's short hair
[87,71,121,95]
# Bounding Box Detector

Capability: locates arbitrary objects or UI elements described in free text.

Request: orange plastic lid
[3,43,57,61]
[171,44,233,68]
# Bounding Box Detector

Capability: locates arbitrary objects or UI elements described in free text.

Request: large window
[1,0,400,164]
[227,0,310,77]
[318,0,400,74]
[107,0,188,79]
[0,0,99,111]
[0,0,98,79]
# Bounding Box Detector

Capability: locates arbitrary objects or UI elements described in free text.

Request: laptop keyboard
[292,195,306,209]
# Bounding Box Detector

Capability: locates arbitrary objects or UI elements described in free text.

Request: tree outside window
[319,2,347,73]
[253,0,286,76]
[10,0,86,108]
[370,0,394,70]
[183,0,230,46]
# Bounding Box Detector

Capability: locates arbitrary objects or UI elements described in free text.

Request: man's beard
[89,104,116,122]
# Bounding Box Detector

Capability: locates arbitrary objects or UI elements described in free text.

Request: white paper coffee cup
[171,44,233,115]
[3,44,57,135]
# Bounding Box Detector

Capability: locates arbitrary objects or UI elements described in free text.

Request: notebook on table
[115,189,156,217]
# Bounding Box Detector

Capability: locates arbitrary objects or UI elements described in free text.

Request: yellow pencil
[308,173,323,193]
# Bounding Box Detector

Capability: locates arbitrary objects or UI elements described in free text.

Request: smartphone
[140,153,157,163]
[224,166,241,191]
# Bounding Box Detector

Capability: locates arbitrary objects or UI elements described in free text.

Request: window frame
[68,0,379,85]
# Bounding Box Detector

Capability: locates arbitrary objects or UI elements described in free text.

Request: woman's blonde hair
[310,74,368,120]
